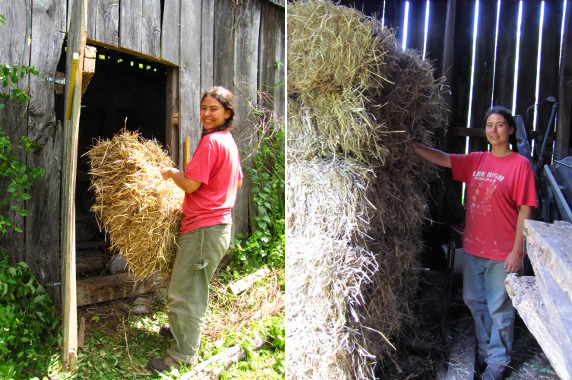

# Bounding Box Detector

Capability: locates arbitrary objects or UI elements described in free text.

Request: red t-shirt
[180,130,243,234]
[450,151,537,260]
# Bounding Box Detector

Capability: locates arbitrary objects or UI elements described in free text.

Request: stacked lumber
[505,220,572,380]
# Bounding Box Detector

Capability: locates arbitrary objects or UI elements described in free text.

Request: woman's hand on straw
[160,167,175,180]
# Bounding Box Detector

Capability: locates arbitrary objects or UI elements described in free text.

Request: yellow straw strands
[86,131,184,281]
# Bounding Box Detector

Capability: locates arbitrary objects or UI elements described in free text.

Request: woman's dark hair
[200,86,235,137]
[484,106,518,151]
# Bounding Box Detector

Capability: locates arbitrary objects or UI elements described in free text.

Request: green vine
[224,94,285,277]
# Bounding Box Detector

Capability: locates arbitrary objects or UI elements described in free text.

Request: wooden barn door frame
[61,0,87,371]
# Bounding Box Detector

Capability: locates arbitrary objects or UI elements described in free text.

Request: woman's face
[200,96,231,132]
[485,113,514,149]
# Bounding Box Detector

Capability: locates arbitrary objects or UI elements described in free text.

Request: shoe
[482,363,506,380]
[148,356,181,373]
[159,323,174,339]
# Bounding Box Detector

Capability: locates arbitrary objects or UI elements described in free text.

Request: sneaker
[159,323,174,339]
[482,363,506,380]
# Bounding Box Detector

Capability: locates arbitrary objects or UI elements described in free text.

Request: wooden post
[61,0,87,372]
[184,136,191,167]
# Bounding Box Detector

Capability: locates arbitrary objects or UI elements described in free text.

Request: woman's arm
[161,167,202,194]
[407,140,452,168]
[504,205,533,273]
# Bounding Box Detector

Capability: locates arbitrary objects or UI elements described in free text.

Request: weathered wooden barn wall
[0,0,285,304]
[340,0,572,226]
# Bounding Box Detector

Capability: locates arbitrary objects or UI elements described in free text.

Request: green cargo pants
[167,224,232,365]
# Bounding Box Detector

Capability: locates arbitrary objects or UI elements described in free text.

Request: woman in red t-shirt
[407,106,536,380]
[149,87,243,373]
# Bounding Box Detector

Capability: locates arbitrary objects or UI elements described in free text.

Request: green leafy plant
[1,64,40,111]
[0,253,61,378]
[227,113,285,275]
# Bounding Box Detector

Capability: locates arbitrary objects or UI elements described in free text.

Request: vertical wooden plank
[258,1,285,118]
[86,0,97,40]
[142,0,161,57]
[165,67,180,162]
[61,0,87,370]
[214,0,235,90]
[406,0,426,53]
[382,0,402,29]
[535,0,564,160]
[0,1,31,264]
[233,0,261,235]
[492,0,519,109]
[425,0,450,77]
[96,0,119,46]
[448,0,474,154]
[27,0,67,305]
[556,3,572,159]
[161,0,180,64]
[201,0,214,91]
[468,0,497,153]
[178,0,201,166]
[120,0,143,52]
[514,2,541,125]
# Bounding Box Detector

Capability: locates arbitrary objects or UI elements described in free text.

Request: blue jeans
[167,224,232,364]
[463,254,514,366]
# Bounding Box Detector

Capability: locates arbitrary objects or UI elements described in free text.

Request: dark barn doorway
[72,46,168,278]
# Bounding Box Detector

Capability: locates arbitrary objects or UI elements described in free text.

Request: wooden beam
[524,220,572,302]
[506,275,571,380]
[61,0,87,371]
[227,266,270,295]
[76,272,161,306]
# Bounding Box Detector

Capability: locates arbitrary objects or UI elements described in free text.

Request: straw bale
[287,158,374,241]
[86,130,184,281]
[286,236,378,380]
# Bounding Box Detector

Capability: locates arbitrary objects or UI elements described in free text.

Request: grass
[22,267,284,380]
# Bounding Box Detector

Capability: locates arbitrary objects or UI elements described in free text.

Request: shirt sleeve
[514,158,537,208]
[450,153,473,183]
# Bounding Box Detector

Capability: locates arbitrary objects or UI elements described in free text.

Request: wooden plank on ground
[524,220,572,302]
[180,335,265,380]
[506,274,571,380]
[76,272,161,306]
[227,266,270,295]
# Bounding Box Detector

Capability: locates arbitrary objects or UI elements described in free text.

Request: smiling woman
[150,86,244,373]
[407,105,537,379]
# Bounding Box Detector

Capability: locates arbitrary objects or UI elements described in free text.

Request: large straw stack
[287,1,448,378]
[86,130,184,281]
